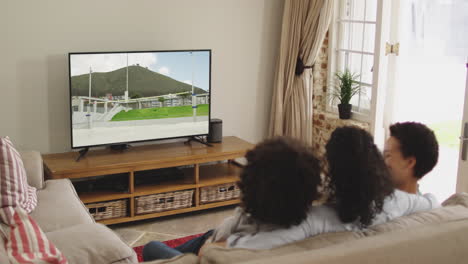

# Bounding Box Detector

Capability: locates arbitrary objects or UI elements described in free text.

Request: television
[68,50,211,149]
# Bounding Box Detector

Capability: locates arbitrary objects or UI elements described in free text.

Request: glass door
[385,0,468,201]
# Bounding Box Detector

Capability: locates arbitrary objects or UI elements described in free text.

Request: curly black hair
[389,122,439,179]
[238,137,322,228]
[325,126,394,227]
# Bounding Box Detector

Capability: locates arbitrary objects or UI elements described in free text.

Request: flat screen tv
[68,50,211,149]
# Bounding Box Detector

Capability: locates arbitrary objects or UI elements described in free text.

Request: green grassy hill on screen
[71,65,207,97]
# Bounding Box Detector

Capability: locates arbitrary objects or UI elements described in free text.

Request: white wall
[0,0,284,153]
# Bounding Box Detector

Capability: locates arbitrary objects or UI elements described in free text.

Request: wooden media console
[42,136,253,225]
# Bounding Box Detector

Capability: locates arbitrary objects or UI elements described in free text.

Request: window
[328,0,378,120]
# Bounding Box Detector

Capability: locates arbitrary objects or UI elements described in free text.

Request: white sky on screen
[69,51,210,91]
[70,53,158,76]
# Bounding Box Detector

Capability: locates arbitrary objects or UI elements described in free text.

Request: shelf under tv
[42,136,252,225]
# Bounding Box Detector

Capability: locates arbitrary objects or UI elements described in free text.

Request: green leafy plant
[330,69,361,105]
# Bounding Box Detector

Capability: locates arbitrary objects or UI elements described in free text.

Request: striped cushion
[0,137,37,213]
[0,207,68,264]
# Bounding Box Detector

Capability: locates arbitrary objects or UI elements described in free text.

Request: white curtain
[269,0,334,144]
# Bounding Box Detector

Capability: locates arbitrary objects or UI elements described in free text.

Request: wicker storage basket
[86,199,128,220]
[200,182,240,204]
[135,189,194,215]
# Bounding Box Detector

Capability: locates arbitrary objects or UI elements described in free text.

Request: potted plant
[330,69,361,119]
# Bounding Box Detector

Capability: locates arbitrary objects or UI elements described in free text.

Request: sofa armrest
[20,151,45,190]
[46,223,138,264]
[442,192,468,208]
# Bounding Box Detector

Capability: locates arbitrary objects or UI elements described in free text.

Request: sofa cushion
[0,136,37,213]
[142,254,199,264]
[0,206,67,264]
[30,179,94,232]
[200,231,363,264]
[238,220,468,264]
[20,150,45,190]
[46,223,137,264]
[113,259,141,264]
[0,238,8,264]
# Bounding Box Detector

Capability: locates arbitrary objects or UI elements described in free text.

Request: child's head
[384,122,439,189]
[325,126,394,227]
[238,137,321,228]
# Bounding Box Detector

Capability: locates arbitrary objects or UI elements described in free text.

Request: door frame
[370,0,392,148]
[456,62,468,193]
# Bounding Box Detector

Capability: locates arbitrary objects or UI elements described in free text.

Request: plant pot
[338,104,352,119]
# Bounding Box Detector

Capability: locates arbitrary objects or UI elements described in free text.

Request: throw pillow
[0,136,37,213]
[0,206,68,264]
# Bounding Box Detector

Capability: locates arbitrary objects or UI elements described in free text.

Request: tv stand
[185,136,213,147]
[75,147,89,162]
[42,136,253,225]
[109,144,131,151]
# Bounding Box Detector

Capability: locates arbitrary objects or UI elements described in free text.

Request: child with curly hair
[143,137,322,261]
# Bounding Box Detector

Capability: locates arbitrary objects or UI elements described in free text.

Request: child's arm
[395,190,440,216]
[210,207,244,242]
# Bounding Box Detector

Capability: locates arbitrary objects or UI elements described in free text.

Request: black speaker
[208,118,222,143]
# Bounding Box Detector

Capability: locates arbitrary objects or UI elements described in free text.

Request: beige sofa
[0,151,138,264]
[3,151,467,264]
[145,194,468,264]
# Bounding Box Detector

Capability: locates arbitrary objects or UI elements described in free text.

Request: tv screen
[69,50,211,149]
